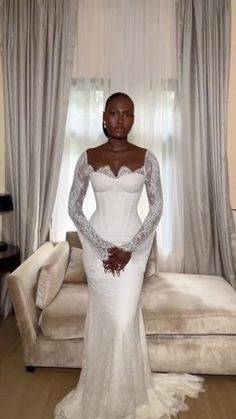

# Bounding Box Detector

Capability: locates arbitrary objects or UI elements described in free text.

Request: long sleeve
[68,152,114,260]
[119,150,163,252]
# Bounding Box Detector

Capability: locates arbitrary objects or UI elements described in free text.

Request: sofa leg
[26,366,36,373]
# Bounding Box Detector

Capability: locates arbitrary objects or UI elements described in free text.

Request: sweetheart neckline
[87,163,145,179]
[85,149,149,179]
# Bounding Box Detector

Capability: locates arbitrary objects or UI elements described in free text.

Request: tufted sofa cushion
[38,272,236,340]
[142,273,236,335]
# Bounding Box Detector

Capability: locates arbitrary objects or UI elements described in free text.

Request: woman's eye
[109,111,116,116]
[126,113,133,118]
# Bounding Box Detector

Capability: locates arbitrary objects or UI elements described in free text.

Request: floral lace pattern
[68,152,113,260]
[87,163,146,178]
[68,149,163,260]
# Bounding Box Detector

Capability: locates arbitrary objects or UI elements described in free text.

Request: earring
[103,121,107,128]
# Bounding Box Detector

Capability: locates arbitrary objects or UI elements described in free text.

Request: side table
[0,245,20,317]
[0,245,20,272]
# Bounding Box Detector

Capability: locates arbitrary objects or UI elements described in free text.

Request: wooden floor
[0,315,236,419]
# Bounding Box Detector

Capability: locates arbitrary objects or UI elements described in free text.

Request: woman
[55,92,203,419]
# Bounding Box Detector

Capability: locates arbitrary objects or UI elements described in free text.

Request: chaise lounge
[8,231,236,374]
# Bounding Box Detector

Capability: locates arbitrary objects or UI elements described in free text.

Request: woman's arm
[68,152,114,260]
[119,150,163,252]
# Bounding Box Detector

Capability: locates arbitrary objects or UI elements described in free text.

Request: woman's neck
[106,138,130,151]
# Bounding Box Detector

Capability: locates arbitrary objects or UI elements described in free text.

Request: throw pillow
[36,241,69,309]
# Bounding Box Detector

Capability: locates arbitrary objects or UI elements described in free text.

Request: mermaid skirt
[55,233,204,419]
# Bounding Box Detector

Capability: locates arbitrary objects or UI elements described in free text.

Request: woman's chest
[88,168,145,193]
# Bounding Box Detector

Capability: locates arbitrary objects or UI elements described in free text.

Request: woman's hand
[103,247,131,276]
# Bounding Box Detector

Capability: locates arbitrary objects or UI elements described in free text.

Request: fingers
[104,266,122,277]
[104,248,121,267]
[103,247,119,275]
[104,261,122,273]
[103,258,125,276]
[108,246,118,253]
[106,254,119,264]
[104,253,118,268]
[103,248,131,277]
[107,247,119,258]
[104,260,125,274]
[104,252,124,269]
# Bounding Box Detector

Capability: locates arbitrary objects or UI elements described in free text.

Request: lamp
[0,194,13,252]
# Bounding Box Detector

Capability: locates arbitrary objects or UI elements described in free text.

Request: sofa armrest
[8,242,55,356]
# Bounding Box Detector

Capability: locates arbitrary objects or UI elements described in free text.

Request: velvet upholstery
[63,248,87,283]
[142,273,236,334]
[7,234,236,374]
[8,242,55,357]
[39,272,236,340]
[28,332,84,368]
[39,284,87,339]
[148,335,236,375]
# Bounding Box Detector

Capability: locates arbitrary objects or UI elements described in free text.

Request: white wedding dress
[54,149,204,419]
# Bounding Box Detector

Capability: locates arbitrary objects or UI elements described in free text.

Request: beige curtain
[1,0,77,260]
[178,0,236,287]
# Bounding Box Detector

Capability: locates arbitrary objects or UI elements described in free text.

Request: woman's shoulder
[85,145,105,160]
[145,148,157,158]
[78,146,101,161]
[86,145,103,153]
[130,144,147,154]
[129,144,156,158]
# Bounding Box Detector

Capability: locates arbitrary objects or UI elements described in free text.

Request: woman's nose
[117,114,124,124]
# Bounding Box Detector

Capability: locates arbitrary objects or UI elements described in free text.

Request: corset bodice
[89,170,145,242]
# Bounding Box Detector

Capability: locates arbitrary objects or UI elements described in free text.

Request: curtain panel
[1,0,77,260]
[178,0,236,286]
[52,0,184,272]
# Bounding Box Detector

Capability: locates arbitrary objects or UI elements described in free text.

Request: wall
[0,62,4,194]
[228,0,236,208]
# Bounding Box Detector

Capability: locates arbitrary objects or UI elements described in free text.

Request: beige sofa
[8,232,236,374]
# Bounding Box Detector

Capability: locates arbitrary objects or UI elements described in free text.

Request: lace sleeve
[119,150,163,253]
[68,152,114,260]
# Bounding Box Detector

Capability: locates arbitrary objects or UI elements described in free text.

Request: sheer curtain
[52,0,183,272]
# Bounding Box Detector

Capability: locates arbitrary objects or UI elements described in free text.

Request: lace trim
[87,164,145,179]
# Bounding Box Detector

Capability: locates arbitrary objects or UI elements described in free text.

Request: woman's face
[103,96,134,140]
